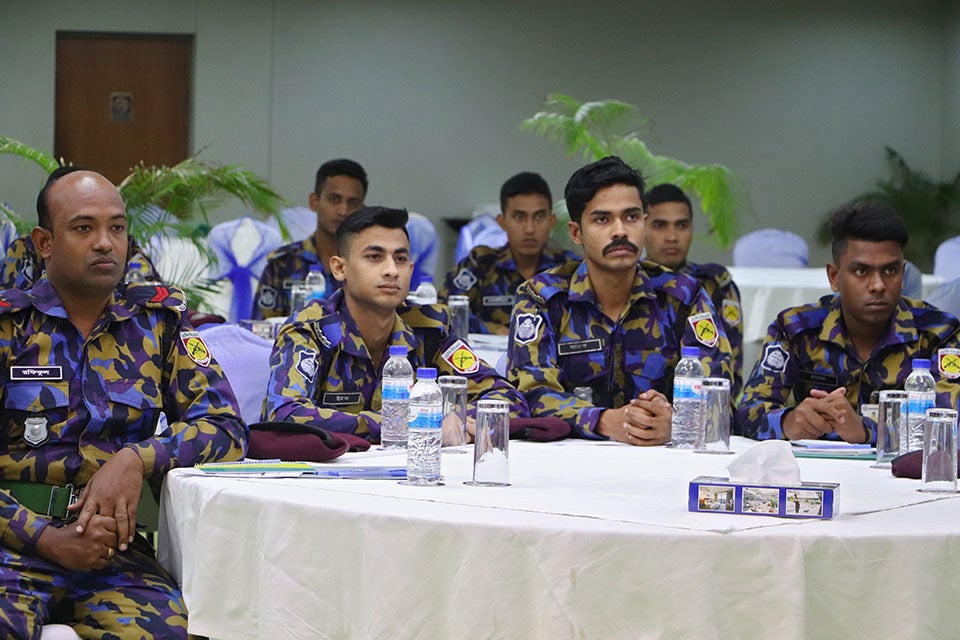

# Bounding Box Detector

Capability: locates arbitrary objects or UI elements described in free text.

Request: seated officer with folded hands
[0,167,247,639]
[264,205,526,440]
[735,201,960,443]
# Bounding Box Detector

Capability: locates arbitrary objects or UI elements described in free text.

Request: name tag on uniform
[482,295,514,307]
[322,392,362,406]
[557,339,602,356]
[797,370,839,388]
[10,366,63,381]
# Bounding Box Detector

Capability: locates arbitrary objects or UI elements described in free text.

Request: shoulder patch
[180,330,212,366]
[132,283,187,313]
[442,339,480,374]
[513,313,543,345]
[760,342,790,374]
[938,348,960,380]
[0,289,34,315]
[258,285,278,310]
[722,299,741,327]
[452,268,478,292]
[688,312,719,348]
[296,346,319,383]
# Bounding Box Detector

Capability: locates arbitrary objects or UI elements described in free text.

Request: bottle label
[907,392,935,416]
[382,380,411,401]
[674,377,702,401]
[408,405,441,429]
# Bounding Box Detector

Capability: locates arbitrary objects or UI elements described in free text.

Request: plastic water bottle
[380,345,414,449]
[671,346,704,449]
[124,261,145,284]
[304,264,326,304]
[904,358,936,452]
[407,275,438,305]
[407,367,442,485]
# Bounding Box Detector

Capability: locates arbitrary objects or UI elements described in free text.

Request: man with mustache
[507,157,733,445]
[264,206,526,440]
[253,158,367,319]
[0,167,246,638]
[736,201,960,443]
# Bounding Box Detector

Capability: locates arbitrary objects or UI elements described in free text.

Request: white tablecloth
[158,438,960,640]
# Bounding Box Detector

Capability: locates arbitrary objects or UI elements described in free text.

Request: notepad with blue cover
[195,460,406,479]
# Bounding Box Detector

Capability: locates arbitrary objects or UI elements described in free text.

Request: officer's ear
[31,226,53,260]
[568,220,583,247]
[330,254,347,283]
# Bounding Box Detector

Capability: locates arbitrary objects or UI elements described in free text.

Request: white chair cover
[407,212,438,288]
[927,277,960,319]
[902,260,923,299]
[199,323,273,425]
[934,236,960,282]
[0,218,18,255]
[455,213,506,263]
[732,229,809,268]
[207,217,282,323]
[267,206,315,242]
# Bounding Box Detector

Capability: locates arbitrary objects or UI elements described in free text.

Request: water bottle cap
[130,261,142,268]
[416,367,437,380]
[388,345,407,357]
[681,346,700,358]
[911,358,931,370]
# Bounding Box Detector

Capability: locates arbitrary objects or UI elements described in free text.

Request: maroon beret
[248,421,371,462]
[509,417,571,442]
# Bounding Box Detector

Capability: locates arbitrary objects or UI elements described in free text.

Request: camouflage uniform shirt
[441,244,578,334]
[508,259,734,439]
[253,234,340,319]
[0,235,161,290]
[682,262,744,397]
[735,295,960,442]
[264,289,528,441]
[0,278,247,554]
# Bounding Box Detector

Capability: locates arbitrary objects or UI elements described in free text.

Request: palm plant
[0,135,287,308]
[815,147,960,272]
[521,94,746,249]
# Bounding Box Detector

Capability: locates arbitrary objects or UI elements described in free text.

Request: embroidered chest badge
[722,299,742,327]
[180,331,212,367]
[442,339,480,374]
[452,268,478,291]
[513,313,543,345]
[938,348,960,380]
[760,343,790,374]
[688,312,719,348]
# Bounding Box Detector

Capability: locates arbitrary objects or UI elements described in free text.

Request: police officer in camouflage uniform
[253,159,367,319]
[508,157,733,445]
[0,167,247,639]
[735,201,960,443]
[0,233,161,290]
[441,172,578,335]
[643,183,744,396]
[264,206,526,441]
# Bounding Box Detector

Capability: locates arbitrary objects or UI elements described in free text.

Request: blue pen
[313,467,407,479]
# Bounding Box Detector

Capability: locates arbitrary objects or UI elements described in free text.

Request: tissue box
[689,476,839,520]
[239,319,278,341]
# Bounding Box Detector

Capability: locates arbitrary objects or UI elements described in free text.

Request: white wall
[0,0,955,276]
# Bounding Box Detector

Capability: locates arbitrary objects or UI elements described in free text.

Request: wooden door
[55,32,192,185]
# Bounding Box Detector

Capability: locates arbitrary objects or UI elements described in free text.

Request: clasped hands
[782,387,869,444]
[34,448,144,571]
[598,390,673,446]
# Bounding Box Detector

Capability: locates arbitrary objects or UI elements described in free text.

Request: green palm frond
[521,94,745,249]
[0,136,62,174]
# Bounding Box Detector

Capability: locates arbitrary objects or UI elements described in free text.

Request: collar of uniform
[494,244,518,273]
[301,234,322,264]
[333,292,421,362]
[819,296,918,351]
[566,259,656,305]
[28,277,70,319]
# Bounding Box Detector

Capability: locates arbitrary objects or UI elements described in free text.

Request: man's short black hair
[564,156,645,224]
[36,165,88,230]
[335,205,409,256]
[829,201,908,262]
[499,172,552,211]
[315,159,368,196]
[644,183,692,218]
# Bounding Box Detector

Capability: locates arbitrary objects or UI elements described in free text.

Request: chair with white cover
[927,277,960,319]
[407,212,438,289]
[934,236,960,282]
[207,217,283,322]
[0,217,19,255]
[732,229,809,268]
[199,323,274,425]
[267,206,315,242]
[147,233,226,315]
[455,207,506,263]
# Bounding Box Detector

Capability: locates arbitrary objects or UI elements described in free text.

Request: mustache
[602,239,639,255]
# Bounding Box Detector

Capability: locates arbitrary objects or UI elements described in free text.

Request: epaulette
[642,261,701,306]
[688,262,733,287]
[124,283,188,317]
[398,302,448,331]
[524,260,579,305]
[903,298,960,340]
[467,244,501,268]
[0,288,34,315]
[265,239,305,262]
[777,297,832,338]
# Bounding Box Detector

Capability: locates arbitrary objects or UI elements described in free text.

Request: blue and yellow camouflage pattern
[253,234,342,319]
[735,295,960,442]
[264,289,528,440]
[440,244,578,334]
[683,262,744,397]
[507,259,733,439]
